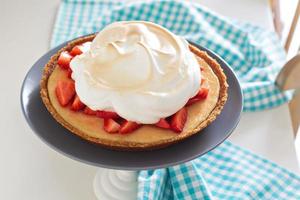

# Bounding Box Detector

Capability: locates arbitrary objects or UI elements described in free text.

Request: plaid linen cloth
[138,141,300,199]
[51,0,300,199]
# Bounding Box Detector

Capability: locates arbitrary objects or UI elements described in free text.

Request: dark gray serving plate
[20,39,243,170]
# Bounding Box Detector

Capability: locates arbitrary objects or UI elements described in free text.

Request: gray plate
[20,39,243,170]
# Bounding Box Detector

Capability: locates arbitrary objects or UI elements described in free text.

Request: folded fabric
[51,0,300,199]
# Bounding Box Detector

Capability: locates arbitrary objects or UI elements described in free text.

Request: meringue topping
[71,21,201,123]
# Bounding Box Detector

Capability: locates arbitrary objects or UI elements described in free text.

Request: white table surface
[1,0,299,199]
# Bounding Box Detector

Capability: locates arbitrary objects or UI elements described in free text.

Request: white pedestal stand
[93,169,138,200]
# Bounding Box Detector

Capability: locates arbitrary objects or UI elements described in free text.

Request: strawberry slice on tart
[71,95,85,111]
[70,41,91,56]
[119,121,141,134]
[57,51,73,69]
[96,111,119,119]
[170,107,188,133]
[155,119,170,129]
[103,118,120,133]
[83,107,97,115]
[55,80,75,107]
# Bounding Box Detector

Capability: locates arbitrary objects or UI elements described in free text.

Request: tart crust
[40,34,228,150]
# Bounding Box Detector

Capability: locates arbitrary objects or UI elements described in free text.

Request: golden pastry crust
[40,34,228,150]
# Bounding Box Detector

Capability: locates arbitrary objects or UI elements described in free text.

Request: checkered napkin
[51,0,300,199]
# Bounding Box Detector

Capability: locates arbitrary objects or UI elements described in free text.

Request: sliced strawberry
[119,121,141,134]
[83,107,97,115]
[155,118,170,129]
[71,95,85,111]
[96,111,119,119]
[200,66,204,71]
[196,87,209,99]
[67,68,73,79]
[55,81,75,106]
[70,42,91,56]
[170,107,187,133]
[57,51,73,69]
[70,45,83,56]
[186,97,202,106]
[186,87,209,106]
[103,118,120,133]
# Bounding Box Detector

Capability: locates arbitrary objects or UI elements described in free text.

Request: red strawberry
[155,118,170,129]
[119,121,141,134]
[71,95,85,111]
[70,45,83,56]
[170,107,187,133]
[83,107,97,115]
[67,68,73,79]
[57,51,73,69]
[186,85,210,106]
[70,42,91,56]
[196,87,209,99]
[103,118,120,133]
[55,81,75,106]
[186,97,202,106]
[96,111,119,119]
[200,66,204,71]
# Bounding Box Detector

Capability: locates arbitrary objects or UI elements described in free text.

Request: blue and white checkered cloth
[138,141,300,199]
[51,0,300,199]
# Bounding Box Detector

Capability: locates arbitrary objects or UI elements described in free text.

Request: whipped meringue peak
[70,21,201,124]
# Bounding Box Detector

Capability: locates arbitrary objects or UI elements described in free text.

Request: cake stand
[20,39,243,199]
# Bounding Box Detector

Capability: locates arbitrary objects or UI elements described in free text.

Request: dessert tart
[40,21,228,150]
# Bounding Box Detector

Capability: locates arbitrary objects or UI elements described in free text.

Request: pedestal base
[93,168,138,200]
